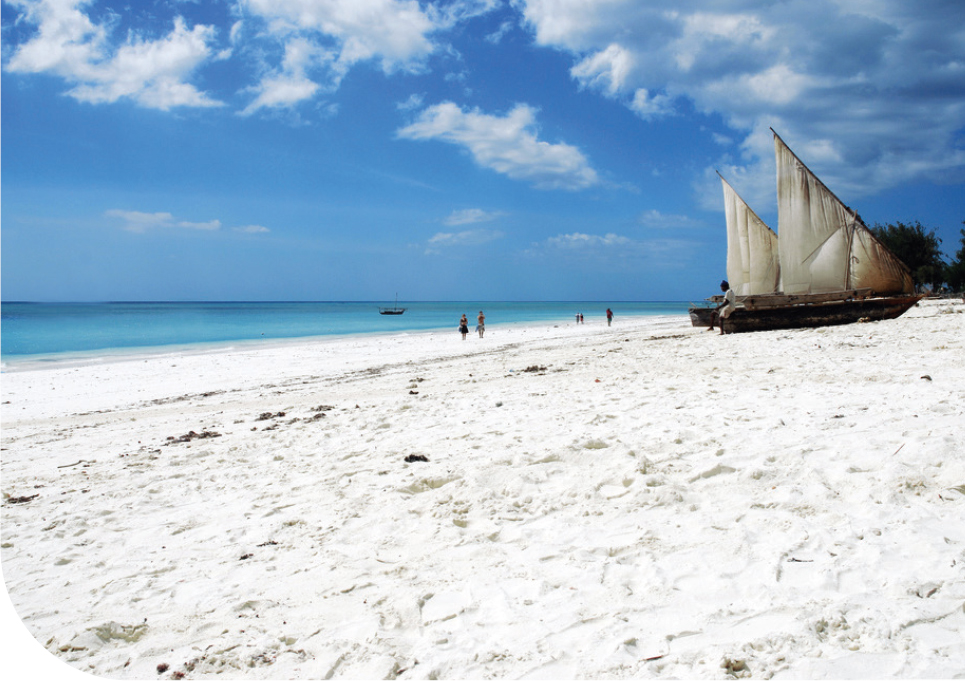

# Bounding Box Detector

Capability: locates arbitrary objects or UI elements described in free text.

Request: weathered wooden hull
[689,306,715,327]
[721,294,922,333]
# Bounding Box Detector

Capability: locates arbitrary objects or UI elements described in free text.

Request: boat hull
[689,306,715,327]
[721,294,922,333]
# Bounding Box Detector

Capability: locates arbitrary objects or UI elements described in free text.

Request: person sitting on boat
[710,280,736,335]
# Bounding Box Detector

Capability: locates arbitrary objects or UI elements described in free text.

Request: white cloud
[235,1,498,114]
[530,230,697,268]
[397,102,600,190]
[177,219,222,231]
[546,232,631,249]
[425,228,503,254]
[629,88,674,120]
[636,209,705,230]
[486,20,514,44]
[237,0,444,112]
[516,0,965,197]
[242,74,322,115]
[443,208,504,226]
[5,1,221,110]
[106,210,265,234]
[571,44,634,96]
[240,36,330,115]
[241,0,436,68]
[105,210,176,233]
[397,93,425,111]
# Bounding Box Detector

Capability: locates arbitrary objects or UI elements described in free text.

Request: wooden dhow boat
[379,294,407,315]
[691,130,921,332]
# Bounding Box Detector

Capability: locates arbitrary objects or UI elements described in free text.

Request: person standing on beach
[606,308,613,326]
[710,280,736,335]
[459,314,469,340]
[477,311,485,338]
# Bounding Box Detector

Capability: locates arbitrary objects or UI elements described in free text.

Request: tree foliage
[871,221,947,291]
[944,224,965,292]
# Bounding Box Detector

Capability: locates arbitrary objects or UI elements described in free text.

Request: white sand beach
[2,300,964,680]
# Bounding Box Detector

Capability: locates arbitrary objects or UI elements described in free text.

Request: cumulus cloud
[236,0,489,112]
[517,0,965,196]
[239,36,330,115]
[443,208,504,226]
[571,44,634,96]
[4,0,498,114]
[5,0,222,110]
[629,88,674,120]
[397,102,600,190]
[235,225,271,234]
[241,0,437,70]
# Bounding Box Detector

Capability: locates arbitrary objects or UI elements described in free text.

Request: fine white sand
[2,300,964,680]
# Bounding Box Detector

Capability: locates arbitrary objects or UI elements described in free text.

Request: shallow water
[1,301,692,363]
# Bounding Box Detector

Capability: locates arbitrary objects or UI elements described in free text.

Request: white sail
[720,174,780,296]
[775,133,913,295]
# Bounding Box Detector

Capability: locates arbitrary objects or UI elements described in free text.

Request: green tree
[944,223,965,292]
[871,221,946,291]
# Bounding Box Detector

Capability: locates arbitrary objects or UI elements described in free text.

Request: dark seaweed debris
[404,454,429,463]
[166,430,222,444]
[6,494,40,505]
[256,411,286,421]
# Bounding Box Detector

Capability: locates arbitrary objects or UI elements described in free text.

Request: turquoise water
[1,301,691,364]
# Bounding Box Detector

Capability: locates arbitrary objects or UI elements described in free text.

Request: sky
[2,0,964,303]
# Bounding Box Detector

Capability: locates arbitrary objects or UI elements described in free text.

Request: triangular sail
[774,132,913,295]
[720,173,780,296]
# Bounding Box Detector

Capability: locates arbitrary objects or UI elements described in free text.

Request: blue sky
[2,0,963,302]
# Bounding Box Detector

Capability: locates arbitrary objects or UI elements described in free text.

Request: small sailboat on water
[379,294,407,316]
[691,130,921,332]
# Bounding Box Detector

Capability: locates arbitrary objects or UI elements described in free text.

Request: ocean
[0,301,693,366]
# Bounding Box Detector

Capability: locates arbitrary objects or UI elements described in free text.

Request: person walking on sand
[606,308,613,326]
[710,280,736,335]
[459,314,469,340]
[477,310,485,338]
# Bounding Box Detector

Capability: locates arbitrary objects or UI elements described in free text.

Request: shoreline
[2,299,963,679]
[0,312,689,374]
[1,301,696,370]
